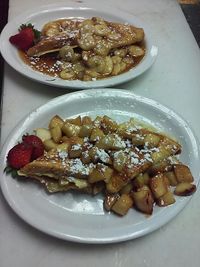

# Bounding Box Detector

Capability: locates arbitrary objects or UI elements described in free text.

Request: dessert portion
[9,17,145,81]
[6,115,196,217]
[27,17,144,57]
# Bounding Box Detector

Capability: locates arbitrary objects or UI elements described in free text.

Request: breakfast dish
[0,6,157,88]
[0,90,199,242]
[7,114,196,217]
[12,17,145,81]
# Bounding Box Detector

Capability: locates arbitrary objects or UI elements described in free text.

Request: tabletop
[0,0,200,266]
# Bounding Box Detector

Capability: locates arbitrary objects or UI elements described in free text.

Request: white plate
[0,4,158,89]
[0,89,199,243]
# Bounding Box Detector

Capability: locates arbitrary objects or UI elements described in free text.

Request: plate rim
[1,88,199,243]
[0,4,158,89]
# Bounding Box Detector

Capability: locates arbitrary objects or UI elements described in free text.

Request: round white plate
[0,4,158,89]
[0,89,199,243]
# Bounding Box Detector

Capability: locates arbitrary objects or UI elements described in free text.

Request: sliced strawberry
[22,134,44,160]
[9,28,34,51]
[7,143,33,169]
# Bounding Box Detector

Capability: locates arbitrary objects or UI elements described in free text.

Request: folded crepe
[27,17,144,57]
[18,148,95,193]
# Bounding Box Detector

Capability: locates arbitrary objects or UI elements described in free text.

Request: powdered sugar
[95,148,110,163]
[69,158,90,176]
[58,150,68,160]
[71,144,82,151]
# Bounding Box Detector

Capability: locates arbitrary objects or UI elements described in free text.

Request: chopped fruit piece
[104,193,120,211]
[49,115,64,129]
[35,128,51,142]
[131,186,154,215]
[165,171,178,186]
[174,182,196,196]
[111,194,133,216]
[174,164,194,183]
[149,173,168,199]
[43,139,58,151]
[157,191,175,207]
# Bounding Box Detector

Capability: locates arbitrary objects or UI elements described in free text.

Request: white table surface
[1,0,200,266]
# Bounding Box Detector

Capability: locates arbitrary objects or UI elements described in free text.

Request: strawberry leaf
[33,28,41,41]
[4,165,13,174]
[11,169,19,179]
[4,165,19,179]
[19,23,33,31]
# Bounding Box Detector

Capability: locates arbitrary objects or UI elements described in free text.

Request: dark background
[0,0,9,97]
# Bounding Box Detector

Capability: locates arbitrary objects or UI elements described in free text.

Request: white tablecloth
[1,0,200,266]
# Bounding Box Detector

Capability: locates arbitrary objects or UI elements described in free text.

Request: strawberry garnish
[9,28,34,51]
[5,134,44,174]
[7,143,33,169]
[22,134,44,160]
[9,24,41,51]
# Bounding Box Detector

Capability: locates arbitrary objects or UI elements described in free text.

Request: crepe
[27,17,144,57]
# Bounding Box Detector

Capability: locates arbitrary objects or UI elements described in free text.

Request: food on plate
[5,115,196,217]
[9,17,145,81]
